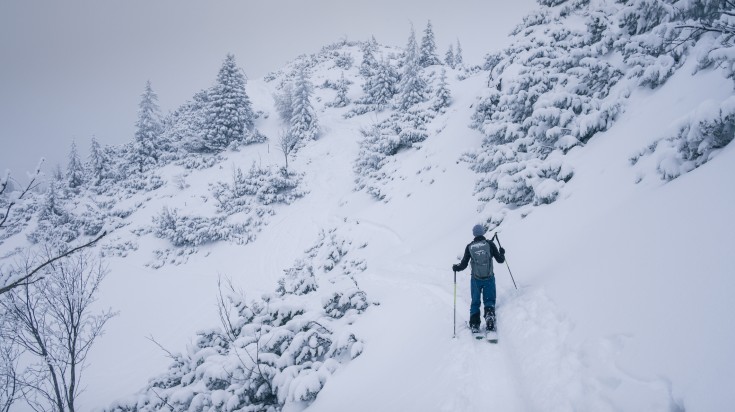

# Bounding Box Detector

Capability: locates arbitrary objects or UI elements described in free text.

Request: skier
[452,224,505,333]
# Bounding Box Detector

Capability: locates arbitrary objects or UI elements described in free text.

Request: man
[452,224,505,333]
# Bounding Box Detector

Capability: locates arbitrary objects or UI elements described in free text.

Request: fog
[0,0,535,181]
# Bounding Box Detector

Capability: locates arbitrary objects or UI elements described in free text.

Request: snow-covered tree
[335,51,354,69]
[66,141,85,190]
[278,129,298,173]
[106,229,367,412]
[419,20,442,67]
[86,137,107,186]
[367,58,399,109]
[289,68,319,147]
[274,83,295,124]
[396,26,427,112]
[445,43,456,68]
[202,54,256,151]
[131,80,162,172]
[360,39,378,78]
[433,68,452,111]
[164,89,210,153]
[464,0,735,210]
[454,39,464,68]
[333,71,351,108]
[1,250,115,412]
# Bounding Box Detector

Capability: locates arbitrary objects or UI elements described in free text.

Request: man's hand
[452,264,459,272]
[499,247,505,256]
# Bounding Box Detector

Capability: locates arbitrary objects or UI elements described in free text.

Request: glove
[499,247,505,256]
[452,264,459,272]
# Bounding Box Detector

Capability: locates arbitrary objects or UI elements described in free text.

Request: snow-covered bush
[152,207,255,247]
[467,0,734,211]
[211,163,307,212]
[107,229,370,412]
[631,97,735,180]
[327,72,351,108]
[153,163,305,251]
[334,52,354,69]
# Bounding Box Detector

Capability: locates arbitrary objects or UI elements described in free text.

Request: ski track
[327,260,527,412]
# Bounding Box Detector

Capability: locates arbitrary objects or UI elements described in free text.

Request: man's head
[472,224,486,237]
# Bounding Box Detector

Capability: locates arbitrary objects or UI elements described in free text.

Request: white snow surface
[5,32,735,412]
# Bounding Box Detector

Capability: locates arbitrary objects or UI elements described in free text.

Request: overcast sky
[0,0,536,181]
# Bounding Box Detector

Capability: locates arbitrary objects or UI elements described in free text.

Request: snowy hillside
[2,1,734,411]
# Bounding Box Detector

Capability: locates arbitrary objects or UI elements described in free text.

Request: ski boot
[470,312,482,333]
[484,307,496,332]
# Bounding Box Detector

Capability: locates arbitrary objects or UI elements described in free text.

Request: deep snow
[3,11,734,412]
[65,50,735,411]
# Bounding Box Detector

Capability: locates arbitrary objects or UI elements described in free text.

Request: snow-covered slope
[75,49,731,412]
[3,3,734,412]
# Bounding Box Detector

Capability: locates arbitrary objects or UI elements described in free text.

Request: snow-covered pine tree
[166,89,210,153]
[289,67,319,148]
[202,54,256,152]
[419,20,442,67]
[368,58,399,110]
[274,82,295,124]
[396,26,427,112]
[454,39,464,68]
[66,140,85,190]
[40,179,61,222]
[131,80,162,172]
[333,71,351,107]
[360,41,377,78]
[433,68,452,111]
[86,137,107,186]
[445,43,456,68]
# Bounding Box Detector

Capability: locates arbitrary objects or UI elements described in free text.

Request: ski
[486,329,498,344]
[467,322,498,343]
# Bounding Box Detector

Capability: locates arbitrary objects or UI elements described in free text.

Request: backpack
[469,240,494,279]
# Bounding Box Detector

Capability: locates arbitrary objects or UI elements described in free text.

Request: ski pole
[453,270,457,338]
[493,233,518,290]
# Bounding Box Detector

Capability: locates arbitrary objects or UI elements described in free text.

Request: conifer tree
[333,71,351,108]
[274,83,294,124]
[86,137,107,186]
[455,39,464,68]
[369,59,399,109]
[39,180,61,221]
[434,68,452,111]
[360,41,378,90]
[396,26,427,112]
[419,21,441,67]
[132,80,162,172]
[445,44,456,68]
[66,140,85,189]
[202,54,255,151]
[289,68,319,147]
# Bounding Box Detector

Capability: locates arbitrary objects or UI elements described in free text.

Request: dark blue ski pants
[470,276,496,316]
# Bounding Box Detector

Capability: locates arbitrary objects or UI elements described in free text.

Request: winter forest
[1,0,734,411]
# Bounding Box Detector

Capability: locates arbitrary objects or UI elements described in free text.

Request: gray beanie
[472,224,486,237]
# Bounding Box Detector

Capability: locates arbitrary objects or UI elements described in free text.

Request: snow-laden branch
[0,230,107,296]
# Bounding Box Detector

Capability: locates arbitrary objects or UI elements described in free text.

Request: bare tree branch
[145,335,178,361]
[0,230,107,296]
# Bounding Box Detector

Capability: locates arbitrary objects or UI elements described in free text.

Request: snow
[2,4,734,412]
